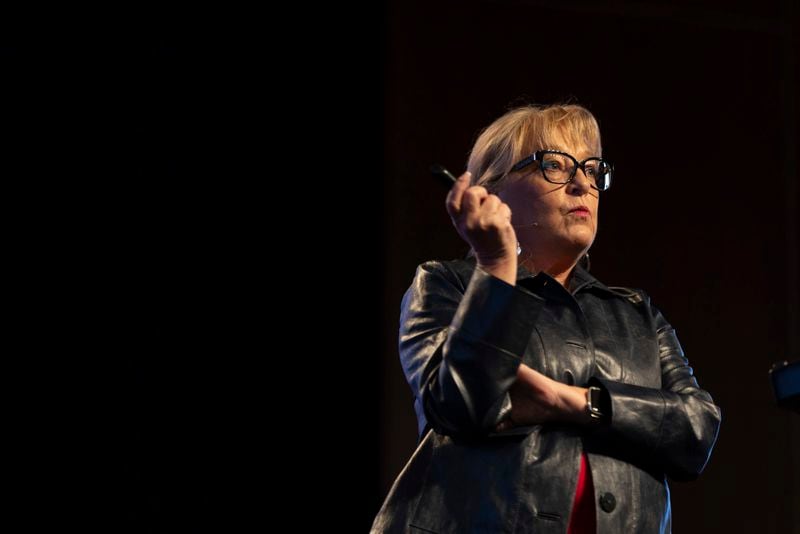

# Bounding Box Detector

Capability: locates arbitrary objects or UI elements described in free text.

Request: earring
[580,252,591,271]
[516,242,521,256]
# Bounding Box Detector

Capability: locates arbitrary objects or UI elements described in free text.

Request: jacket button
[563,369,575,385]
[599,492,616,513]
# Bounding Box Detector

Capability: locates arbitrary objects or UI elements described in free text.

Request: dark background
[373,1,800,533]
[9,1,792,531]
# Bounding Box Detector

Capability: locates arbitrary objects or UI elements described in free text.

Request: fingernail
[460,172,471,181]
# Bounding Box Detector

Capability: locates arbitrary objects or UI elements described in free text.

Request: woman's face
[499,141,600,261]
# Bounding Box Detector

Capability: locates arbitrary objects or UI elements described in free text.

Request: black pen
[430,164,458,188]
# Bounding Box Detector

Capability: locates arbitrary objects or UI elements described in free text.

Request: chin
[568,229,595,250]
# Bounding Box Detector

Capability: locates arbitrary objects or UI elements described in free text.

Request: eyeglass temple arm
[511,153,540,172]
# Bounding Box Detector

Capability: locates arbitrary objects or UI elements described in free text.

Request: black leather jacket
[372,259,722,533]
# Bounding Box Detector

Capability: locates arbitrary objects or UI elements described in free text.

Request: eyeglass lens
[540,152,611,190]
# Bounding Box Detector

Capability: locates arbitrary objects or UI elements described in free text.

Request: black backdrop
[374,1,800,533]
[26,2,791,532]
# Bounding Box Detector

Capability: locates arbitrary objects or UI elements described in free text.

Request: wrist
[553,385,592,424]
[477,256,517,286]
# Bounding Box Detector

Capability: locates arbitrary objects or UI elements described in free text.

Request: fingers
[445,172,472,219]
[445,172,511,222]
[498,202,512,222]
[445,172,516,265]
[461,184,490,217]
[478,193,501,215]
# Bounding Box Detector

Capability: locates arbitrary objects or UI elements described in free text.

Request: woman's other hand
[445,172,518,285]
[495,364,594,431]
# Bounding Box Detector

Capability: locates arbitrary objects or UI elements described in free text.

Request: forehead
[540,131,599,161]
[546,144,597,162]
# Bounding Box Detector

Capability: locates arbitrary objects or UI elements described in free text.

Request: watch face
[589,387,603,418]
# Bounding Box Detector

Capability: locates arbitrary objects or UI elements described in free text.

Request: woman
[371,104,721,533]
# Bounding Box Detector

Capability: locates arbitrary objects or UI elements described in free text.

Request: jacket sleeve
[589,293,722,481]
[399,262,545,437]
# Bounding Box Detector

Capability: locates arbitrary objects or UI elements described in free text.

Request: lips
[567,205,591,215]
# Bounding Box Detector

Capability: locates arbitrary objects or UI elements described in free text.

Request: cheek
[519,203,546,226]
[503,180,564,220]
[503,184,540,216]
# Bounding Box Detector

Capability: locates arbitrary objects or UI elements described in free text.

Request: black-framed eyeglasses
[511,150,614,192]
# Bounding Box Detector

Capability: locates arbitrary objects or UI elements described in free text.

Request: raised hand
[445,172,518,285]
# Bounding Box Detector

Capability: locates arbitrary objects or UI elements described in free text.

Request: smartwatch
[587,386,605,420]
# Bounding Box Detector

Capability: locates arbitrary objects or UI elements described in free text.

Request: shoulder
[401,259,477,311]
[400,259,477,318]
[412,258,477,289]
[601,285,671,328]
[604,285,649,305]
[577,266,649,306]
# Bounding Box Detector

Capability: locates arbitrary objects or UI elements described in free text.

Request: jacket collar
[462,255,624,298]
[515,261,619,296]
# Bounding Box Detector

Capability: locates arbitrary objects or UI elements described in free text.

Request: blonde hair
[466,104,602,193]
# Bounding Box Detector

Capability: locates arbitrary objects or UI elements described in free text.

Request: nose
[567,167,593,194]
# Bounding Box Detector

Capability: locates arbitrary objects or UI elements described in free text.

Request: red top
[566,451,596,534]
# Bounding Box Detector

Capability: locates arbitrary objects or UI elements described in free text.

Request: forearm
[501,364,597,428]
[589,376,721,480]
[556,384,595,425]
[402,263,544,436]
